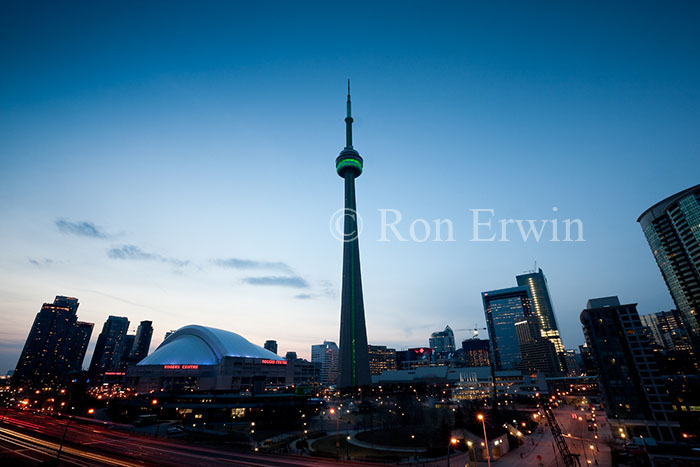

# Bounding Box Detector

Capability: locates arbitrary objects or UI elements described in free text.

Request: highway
[0,409,384,466]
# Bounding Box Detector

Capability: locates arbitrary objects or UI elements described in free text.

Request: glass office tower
[516,268,566,372]
[483,286,561,375]
[482,287,531,370]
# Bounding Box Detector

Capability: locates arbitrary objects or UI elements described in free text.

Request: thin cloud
[107,245,189,267]
[319,280,337,299]
[56,218,109,238]
[213,258,292,273]
[28,257,54,267]
[242,276,309,288]
[294,293,315,300]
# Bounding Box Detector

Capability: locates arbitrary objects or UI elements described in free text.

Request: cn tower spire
[345,79,353,149]
[335,82,370,388]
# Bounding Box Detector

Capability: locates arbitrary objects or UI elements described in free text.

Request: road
[496,405,612,467]
[0,409,387,466]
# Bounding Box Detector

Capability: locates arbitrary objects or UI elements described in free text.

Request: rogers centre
[127,325,296,393]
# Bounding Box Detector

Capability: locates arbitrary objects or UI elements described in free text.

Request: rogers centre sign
[261,359,287,365]
[163,364,199,370]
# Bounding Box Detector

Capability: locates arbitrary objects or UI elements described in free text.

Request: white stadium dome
[137,325,282,366]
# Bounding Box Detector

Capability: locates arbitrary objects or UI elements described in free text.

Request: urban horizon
[2,3,700,466]
[2,2,699,376]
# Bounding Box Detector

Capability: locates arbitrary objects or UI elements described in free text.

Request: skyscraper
[117,334,136,371]
[580,297,679,442]
[88,315,130,384]
[429,326,456,355]
[516,268,566,372]
[336,83,370,387]
[638,184,700,362]
[264,340,278,354]
[482,287,560,375]
[130,320,153,361]
[13,296,94,389]
[311,341,340,385]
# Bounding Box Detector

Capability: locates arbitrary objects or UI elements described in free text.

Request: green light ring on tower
[336,158,363,175]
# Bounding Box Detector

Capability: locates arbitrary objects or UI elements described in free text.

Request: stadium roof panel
[137,325,283,366]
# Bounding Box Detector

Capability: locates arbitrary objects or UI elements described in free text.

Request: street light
[447,438,458,467]
[477,414,492,467]
[329,408,340,458]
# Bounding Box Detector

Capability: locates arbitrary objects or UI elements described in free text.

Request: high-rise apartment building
[640,310,693,354]
[117,334,136,371]
[461,338,490,367]
[88,316,130,384]
[311,341,340,385]
[638,184,700,362]
[129,320,153,361]
[516,268,566,372]
[580,297,679,442]
[13,296,94,389]
[429,326,456,355]
[367,345,397,375]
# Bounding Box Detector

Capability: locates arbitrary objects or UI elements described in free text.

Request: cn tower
[336,81,371,388]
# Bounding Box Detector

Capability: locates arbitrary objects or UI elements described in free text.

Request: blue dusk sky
[1,1,699,374]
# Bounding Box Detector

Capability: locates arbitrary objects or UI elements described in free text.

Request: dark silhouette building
[580,296,679,442]
[461,338,490,367]
[396,347,433,369]
[429,325,456,355]
[13,296,93,389]
[117,334,136,371]
[516,268,566,373]
[130,320,153,361]
[88,315,129,384]
[264,340,278,354]
[638,184,700,366]
[336,83,370,387]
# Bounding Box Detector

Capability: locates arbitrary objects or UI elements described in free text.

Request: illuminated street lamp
[329,408,340,458]
[477,414,492,467]
[447,438,458,467]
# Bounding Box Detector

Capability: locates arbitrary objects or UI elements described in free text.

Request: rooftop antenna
[345,79,353,149]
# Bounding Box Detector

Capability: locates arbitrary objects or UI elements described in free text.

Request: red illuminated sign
[104,371,126,376]
[163,364,199,370]
[261,359,287,365]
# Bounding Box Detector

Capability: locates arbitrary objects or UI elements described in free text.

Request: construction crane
[453,324,487,338]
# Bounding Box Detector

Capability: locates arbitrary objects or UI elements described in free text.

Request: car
[167,425,185,435]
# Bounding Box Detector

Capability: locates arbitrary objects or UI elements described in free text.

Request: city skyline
[2,2,700,374]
